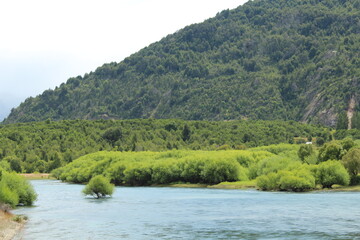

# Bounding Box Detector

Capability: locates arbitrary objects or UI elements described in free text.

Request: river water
[14,180,360,239]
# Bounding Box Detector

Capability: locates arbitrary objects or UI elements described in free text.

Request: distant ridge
[4,0,360,126]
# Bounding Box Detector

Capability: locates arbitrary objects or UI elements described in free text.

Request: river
[14,180,360,239]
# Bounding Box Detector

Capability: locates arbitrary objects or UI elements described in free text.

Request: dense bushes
[342,148,360,185]
[256,161,350,191]
[257,167,316,192]
[0,170,37,207]
[54,140,357,192]
[317,138,355,162]
[53,150,258,185]
[315,161,350,188]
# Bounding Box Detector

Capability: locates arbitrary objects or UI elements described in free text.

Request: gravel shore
[0,210,25,240]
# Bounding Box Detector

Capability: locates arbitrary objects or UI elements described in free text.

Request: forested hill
[4,0,360,126]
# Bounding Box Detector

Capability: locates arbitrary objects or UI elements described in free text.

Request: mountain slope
[4,0,360,126]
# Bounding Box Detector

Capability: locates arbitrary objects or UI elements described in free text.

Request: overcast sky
[0,0,248,121]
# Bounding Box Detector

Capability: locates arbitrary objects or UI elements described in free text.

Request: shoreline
[22,176,360,192]
[0,210,26,240]
[19,173,54,180]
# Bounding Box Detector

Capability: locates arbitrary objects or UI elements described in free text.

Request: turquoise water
[14,180,360,239]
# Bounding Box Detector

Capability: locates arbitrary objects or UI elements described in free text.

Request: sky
[0,0,248,121]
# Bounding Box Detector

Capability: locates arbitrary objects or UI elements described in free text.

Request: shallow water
[14,180,360,239]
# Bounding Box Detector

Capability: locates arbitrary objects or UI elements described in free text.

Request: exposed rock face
[347,96,356,129]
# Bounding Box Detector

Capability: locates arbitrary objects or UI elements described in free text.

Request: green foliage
[56,140,355,192]
[55,150,272,185]
[252,153,301,179]
[256,167,315,192]
[82,175,114,198]
[102,127,123,146]
[318,139,356,162]
[0,182,19,207]
[124,163,153,186]
[298,144,314,163]
[336,112,349,130]
[315,160,350,188]
[181,124,191,142]
[200,159,245,184]
[0,119,328,173]
[316,137,325,146]
[0,171,37,207]
[342,148,360,185]
[341,138,355,151]
[279,168,316,192]
[4,0,360,127]
[256,172,280,191]
[352,112,360,130]
[334,129,360,140]
[318,142,344,162]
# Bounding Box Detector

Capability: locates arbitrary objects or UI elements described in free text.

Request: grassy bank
[151,183,209,188]
[209,180,257,189]
[328,185,360,192]
[19,173,54,180]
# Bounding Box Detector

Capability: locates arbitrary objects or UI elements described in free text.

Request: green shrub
[0,182,19,207]
[105,163,128,185]
[256,172,280,191]
[124,163,152,186]
[279,170,315,192]
[342,148,360,185]
[200,159,244,184]
[0,172,37,206]
[318,142,344,162]
[298,144,314,163]
[257,167,315,192]
[83,175,114,198]
[179,158,205,183]
[316,160,350,188]
[316,137,325,146]
[3,173,37,206]
[341,138,355,151]
[151,161,181,184]
[255,155,301,177]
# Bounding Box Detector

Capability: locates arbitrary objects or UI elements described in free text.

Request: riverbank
[19,173,54,180]
[327,185,360,192]
[157,181,360,191]
[0,210,25,240]
[209,180,257,189]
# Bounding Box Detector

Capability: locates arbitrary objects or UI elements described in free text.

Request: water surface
[14,180,360,239]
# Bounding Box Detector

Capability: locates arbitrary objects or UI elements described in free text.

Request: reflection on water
[14,180,360,239]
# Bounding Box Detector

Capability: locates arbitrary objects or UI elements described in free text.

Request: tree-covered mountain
[4,0,360,126]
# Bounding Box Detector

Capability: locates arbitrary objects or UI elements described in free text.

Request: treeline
[53,139,360,192]
[0,119,329,173]
[4,0,360,126]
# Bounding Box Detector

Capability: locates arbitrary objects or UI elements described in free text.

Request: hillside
[3,0,360,126]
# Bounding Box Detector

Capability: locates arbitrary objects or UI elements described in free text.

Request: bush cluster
[53,150,261,185]
[53,139,359,192]
[0,169,37,207]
